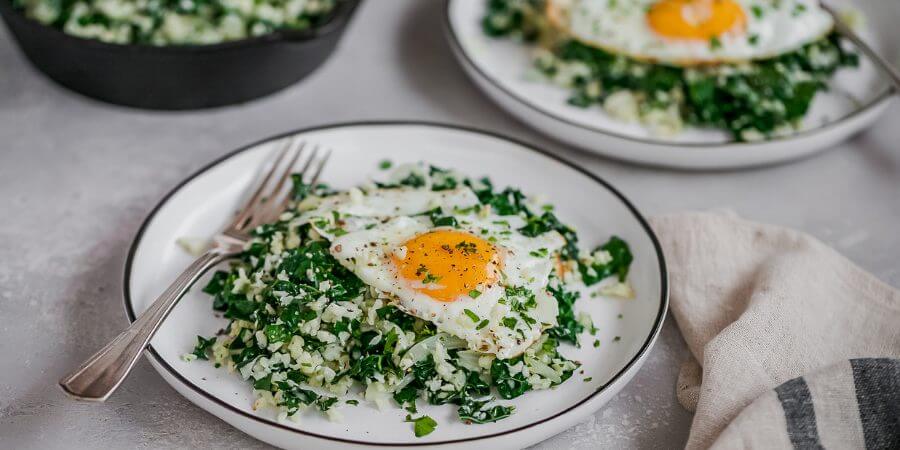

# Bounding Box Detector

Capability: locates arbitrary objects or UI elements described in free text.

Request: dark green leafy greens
[191,335,217,360]
[579,236,634,285]
[194,163,628,433]
[491,356,531,399]
[547,281,582,345]
[458,398,515,424]
[483,0,859,140]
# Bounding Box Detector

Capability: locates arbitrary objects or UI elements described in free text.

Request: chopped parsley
[416,264,442,284]
[456,241,479,255]
[191,336,216,360]
[405,414,438,437]
[424,207,459,228]
[422,273,441,284]
[751,5,765,18]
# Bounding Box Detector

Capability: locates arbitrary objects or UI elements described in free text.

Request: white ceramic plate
[124,122,667,449]
[445,0,896,169]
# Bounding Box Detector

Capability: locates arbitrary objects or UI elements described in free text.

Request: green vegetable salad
[482,0,859,141]
[185,163,634,437]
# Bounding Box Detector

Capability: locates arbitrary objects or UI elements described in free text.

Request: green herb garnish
[191,335,216,360]
[405,414,438,437]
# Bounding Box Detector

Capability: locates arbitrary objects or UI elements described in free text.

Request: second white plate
[445,0,895,169]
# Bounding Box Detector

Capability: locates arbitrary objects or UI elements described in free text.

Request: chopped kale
[482,0,542,40]
[547,281,582,345]
[316,396,340,412]
[277,240,366,302]
[458,398,515,424]
[393,385,420,412]
[264,324,290,344]
[277,385,331,415]
[191,335,217,360]
[423,207,459,228]
[429,166,460,191]
[579,236,634,285]
[490,357,531,399]
[518,211,580,260]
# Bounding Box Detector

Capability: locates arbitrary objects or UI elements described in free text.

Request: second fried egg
[546,0,834,66]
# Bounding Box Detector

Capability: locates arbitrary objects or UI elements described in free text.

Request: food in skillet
[12,0,337,45]
[185,162,635,436]
[483,0,861,141]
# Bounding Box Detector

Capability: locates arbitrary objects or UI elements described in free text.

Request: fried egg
[299,186,564,359]
[546,0,834,66]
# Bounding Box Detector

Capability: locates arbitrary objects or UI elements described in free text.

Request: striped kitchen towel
[715,358,900,449]
[650,212,900,450]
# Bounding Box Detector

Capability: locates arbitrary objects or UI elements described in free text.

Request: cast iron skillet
[0,0,361,110]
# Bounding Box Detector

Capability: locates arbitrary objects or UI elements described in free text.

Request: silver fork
[59,139,331,401]
[821,2,900,91]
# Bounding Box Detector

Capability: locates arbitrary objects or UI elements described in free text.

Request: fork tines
[231,138,331,232]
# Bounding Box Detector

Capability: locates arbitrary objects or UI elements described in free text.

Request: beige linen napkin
[649,212,900,449]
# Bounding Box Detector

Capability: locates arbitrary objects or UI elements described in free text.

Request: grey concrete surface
[0,1,897,449]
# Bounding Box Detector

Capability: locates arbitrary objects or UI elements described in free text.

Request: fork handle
[59,250,230,401]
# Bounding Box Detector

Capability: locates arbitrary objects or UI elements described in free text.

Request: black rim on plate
[122,121,669,447]
[442,0,895,149]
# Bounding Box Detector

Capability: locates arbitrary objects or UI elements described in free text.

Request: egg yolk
[392,230,500,302]
[647,0,746,41]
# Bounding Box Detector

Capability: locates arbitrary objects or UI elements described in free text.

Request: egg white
[300,186,565,359]
[547,0,834,66]
[298,186,480,225]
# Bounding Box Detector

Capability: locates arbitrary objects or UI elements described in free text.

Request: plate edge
[121,120,670,447]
